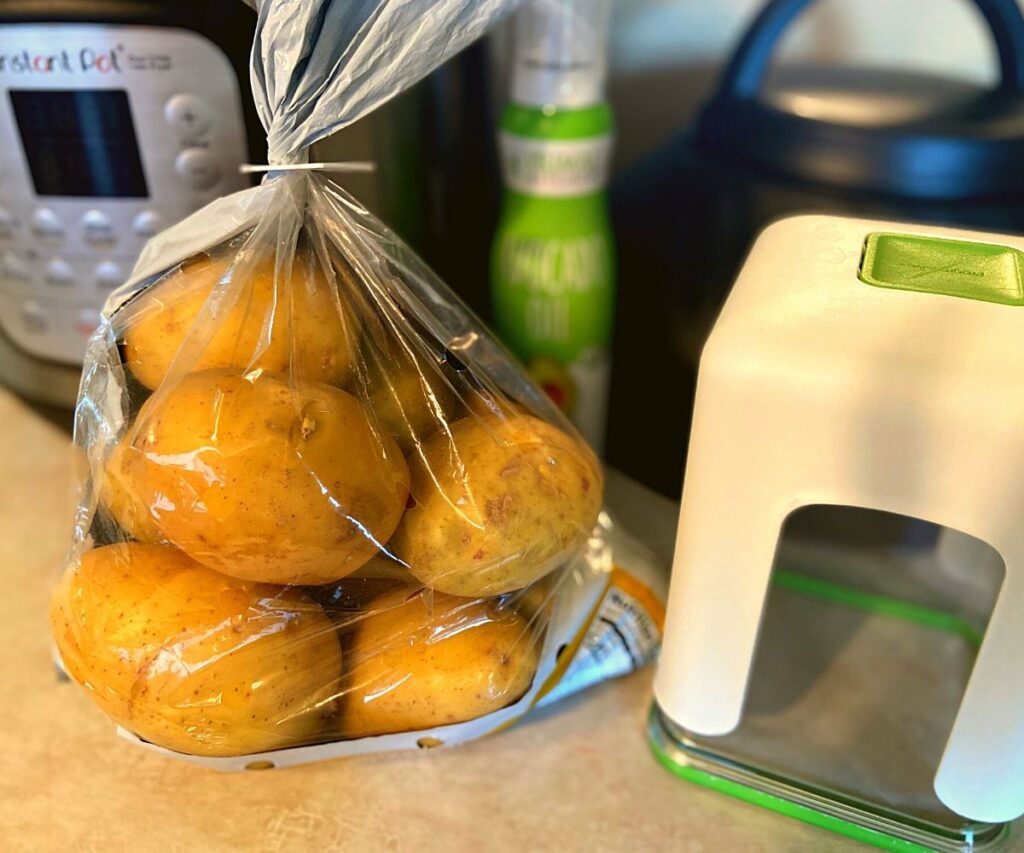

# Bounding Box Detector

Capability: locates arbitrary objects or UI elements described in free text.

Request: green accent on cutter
[859,231,1024,306]
[648,569,996,851]
[649,737,942,853]
[771,569,984,648]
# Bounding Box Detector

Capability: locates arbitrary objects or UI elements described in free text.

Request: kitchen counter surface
[0,386,1013,852]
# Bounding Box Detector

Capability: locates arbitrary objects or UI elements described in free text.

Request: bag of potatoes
[51,0,665,769]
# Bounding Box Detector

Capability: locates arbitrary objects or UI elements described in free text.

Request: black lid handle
[719,0,1024,98]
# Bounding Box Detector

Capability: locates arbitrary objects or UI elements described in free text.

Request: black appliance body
[608,0,1024,496]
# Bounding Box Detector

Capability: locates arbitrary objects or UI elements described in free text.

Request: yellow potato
[367,349,456,452]
[339,591,541,737]
[466,387,517,419]
[99,438,163,543]
[123,250,357,390]
[505,572,561,623]
[50,543,342,757]
[351,551,415,583]
[391,414,603,596]
[122,368,410,585]
[314,552,419,615]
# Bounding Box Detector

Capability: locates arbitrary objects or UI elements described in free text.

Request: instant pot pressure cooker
[0,1,263,407]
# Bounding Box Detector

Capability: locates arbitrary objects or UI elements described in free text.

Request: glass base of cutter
[649,539,1012,853]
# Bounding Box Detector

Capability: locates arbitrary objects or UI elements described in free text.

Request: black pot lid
[695,0,1024,200]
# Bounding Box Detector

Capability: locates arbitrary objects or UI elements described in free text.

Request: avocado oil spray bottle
[490,0,615,451]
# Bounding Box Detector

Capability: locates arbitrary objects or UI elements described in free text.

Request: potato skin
[122,368,410,585]
[339,591,541,737]
[99,438,164,543]
[49,543,343,757]
[505,572,560,623]
[123,251,357,391]
[313,553,419,616]
[367,350,456,453]
[391,414,603,596]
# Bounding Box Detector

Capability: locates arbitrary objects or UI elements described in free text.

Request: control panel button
[21,300,47,334]
[164,94,211,135]
[31,208,64,240]
[175,148,221,190]
[81,209,116,245]
[132,210,164,238]
[77,308,101,337]
[0,206,16,239]
[44,259,74,287]
[3,252,29,284]
[95,261,123,290]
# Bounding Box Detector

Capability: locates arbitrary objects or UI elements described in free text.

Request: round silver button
[44,258,74,286]
[81,209,115,245]
[21,300,47,334]
[132,210,164,238]
[175,148,221,190]
[76,308,101,337]
[95,261,123,289]
[31,208,64,240]
[164,94,211,135]
[3,252,29,284]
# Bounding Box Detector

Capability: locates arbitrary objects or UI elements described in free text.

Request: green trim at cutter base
[859,232,1024,306]
[648,736,938,853]
[649,568,1001,852]
[771,569,984,648]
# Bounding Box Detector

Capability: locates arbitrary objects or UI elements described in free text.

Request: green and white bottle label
[498,133,613,197]
[496,232,610,309]
[563,347,611,454]
[492,104,616,452]
[493,224,614,451]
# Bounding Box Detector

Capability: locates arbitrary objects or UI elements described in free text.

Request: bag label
[538,567,665,707]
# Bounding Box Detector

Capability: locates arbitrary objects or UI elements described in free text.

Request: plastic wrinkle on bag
[50,0,664,768]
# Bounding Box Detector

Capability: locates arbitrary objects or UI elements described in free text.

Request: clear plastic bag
[50,0,663,766]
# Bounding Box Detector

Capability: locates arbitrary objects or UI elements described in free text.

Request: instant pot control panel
[0,23,249,364]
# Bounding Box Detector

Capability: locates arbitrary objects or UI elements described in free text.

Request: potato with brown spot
[119,368,410,585]
[123,249,357,390]
[390,414,603,596]
[49,543,343,757]
[338,590,540,737]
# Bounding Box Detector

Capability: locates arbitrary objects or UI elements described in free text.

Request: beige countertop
[0,386,972,852]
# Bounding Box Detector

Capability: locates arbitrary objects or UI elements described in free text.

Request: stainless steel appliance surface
[0,1,261,406]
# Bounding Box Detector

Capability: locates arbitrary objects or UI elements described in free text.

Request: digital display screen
[9,89,148,198]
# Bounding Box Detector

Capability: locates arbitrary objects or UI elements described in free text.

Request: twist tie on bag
[239,161,377,177]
